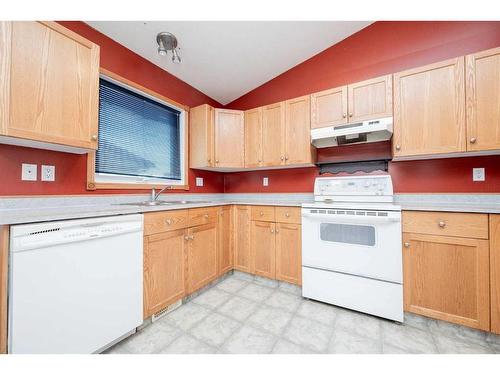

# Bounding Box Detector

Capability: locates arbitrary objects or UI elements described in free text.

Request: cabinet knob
[395,145,401,151]
[275,229,279,233]
[258,159,262,163]
[204,214,209,218]
[215,160,219,164]
[404,242,410,248]
[190,235,194,240]
[91,134,98,141]
[280,156,284,161]
[259,211,264,216]
[165,219,172,225]
[285,156,289,161]
[184,235,190,241]
[342,113,346,118]
[207,158,211,163]
[285,212,290,217]
[270,229,274,233]
[470,137,477,144]
[349,113,353,118]
[438,221,446,228]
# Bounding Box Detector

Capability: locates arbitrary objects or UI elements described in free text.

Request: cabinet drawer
[402,211,488,239]
[188,207,218,227]
[144,210,189,236]
[250,206,276,222]
[275,206,301,224]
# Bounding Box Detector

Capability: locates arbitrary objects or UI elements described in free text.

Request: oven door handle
[301,212,400,224]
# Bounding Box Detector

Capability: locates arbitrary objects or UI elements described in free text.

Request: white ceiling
[87,21,372,105]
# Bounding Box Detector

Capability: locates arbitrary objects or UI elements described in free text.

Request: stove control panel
[314,175,393,199]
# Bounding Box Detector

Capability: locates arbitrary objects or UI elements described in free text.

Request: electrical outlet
[195,177,204,187]
[263,177,269,187]
[473,168,485,182]
[21,163,37,181]
[41,165,55,182]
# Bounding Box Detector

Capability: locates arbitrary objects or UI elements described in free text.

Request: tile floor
[105,271,500,354]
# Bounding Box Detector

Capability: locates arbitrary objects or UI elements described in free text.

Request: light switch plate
[195,177,204,187]
[21,163,37,181]
[41,165,56,181]
[263,177,269,186]
[473,168,485,182]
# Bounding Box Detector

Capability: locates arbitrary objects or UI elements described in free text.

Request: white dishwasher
[8,214,144,354]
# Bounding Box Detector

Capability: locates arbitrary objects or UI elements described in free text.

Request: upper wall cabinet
[0,21,100,150]
[393,57,466,158]
[310,75,392,129]
[285,95,315,165]
[244,107,262,168]
[466,47,500,152]
[262,102,286,167]
[189,105,245,170]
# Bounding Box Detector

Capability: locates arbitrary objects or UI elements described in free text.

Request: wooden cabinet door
[0,22,100,149]
[310,86,348,129]
[403,232,490,331]
[244,107,262,167]
[251,221,276,279]
[189,104,214,168]
[284,95,314,165]
[275,223,302,285]
[187,222,218,294]
[262,102,286,166]
[347,75,392,123]
[393,58,466,158]
[466,47,500,152]
[233,206,252,273]
[218,206,233,275]
[214,109,244,168]
[490,215,500,334]
[143,229,187,318]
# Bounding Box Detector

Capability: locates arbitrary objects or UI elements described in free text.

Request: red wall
[224,21,500,194]
[0,21,224,196]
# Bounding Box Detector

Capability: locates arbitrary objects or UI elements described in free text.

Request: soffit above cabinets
[86,21,372,105]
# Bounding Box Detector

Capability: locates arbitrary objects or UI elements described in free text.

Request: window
[95,77,185,186]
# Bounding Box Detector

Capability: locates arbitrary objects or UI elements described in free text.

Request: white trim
[95,75,186,186]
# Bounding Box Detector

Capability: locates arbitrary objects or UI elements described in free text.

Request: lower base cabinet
[251,221,276,279]
[143,229,186,319]
[218,206,233,275]
[233,206,252,273]
[402,211,491,331]
[275,223,302,285]
[490,215,500,334]
[187,222,218,294]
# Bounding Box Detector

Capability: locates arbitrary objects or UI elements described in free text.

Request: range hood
[311,117,393,148]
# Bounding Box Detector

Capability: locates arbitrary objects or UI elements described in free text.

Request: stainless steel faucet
[150,186,172,202]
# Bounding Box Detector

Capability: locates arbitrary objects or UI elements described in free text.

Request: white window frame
[95,74,186,186]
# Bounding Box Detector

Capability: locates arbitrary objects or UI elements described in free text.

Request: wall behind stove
[0,21,224,196]
[224,21,500,194]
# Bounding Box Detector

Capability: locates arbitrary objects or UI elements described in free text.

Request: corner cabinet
[0,21,100,150]
[189,105,245,169]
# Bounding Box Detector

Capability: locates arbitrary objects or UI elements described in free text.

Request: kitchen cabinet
[0,226,8,354]
[189,104,214,168]
[0,21,100,150]
[466,47,500,152]
[214,109,245,168]
[402,211,490,331]
[187,222,218,294]
[310,86,348,129]
[310,75,392,130]
[490,215,500,334]
[262,102,286,166]
[218,206,233,275]
[284,95,315,165]
[143,229,187,318]
[275,223,302,285]
[233,205,252,273]
[251,221,276,279]
[393,57,466,158]
[189,106,244,169]
[244,107,262,167]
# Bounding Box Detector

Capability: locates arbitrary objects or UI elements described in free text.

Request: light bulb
[158,46,167,56]
[172,48,181,64]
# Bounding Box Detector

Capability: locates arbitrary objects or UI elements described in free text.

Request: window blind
[96,79,182,181]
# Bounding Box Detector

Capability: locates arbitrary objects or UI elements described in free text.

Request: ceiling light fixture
[156,32,181,64]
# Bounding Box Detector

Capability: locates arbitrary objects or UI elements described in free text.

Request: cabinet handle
[470,137,477,144]
[342,113,346,118]
[404,242,410,248]
[438,221,446,228]
[91,134,98,141]
[165,219,172,225]
[395,145,401,151]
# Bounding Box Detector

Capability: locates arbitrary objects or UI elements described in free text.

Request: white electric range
[301,175,403,322]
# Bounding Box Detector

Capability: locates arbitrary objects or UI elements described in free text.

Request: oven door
[301,208,402,283]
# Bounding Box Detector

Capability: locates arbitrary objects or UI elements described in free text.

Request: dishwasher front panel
[8,215,143,354]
